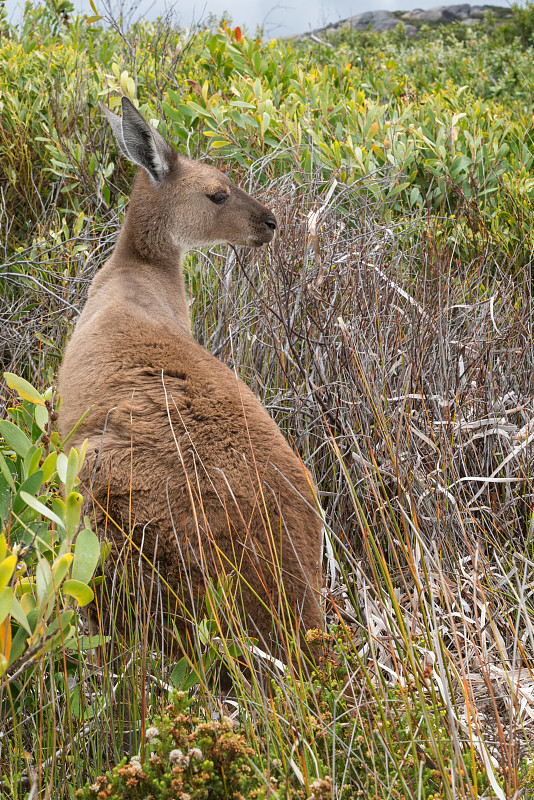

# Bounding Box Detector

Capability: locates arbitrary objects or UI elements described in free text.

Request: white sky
[3,0,514,37]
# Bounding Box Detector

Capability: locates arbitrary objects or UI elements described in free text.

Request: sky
[2,0,514,37]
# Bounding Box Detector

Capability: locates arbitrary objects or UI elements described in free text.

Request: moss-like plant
[76,692,267,800]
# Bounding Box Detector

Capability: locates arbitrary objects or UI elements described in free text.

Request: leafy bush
[76,692,265,800]
[0,372,105,677]
[3,5,534,799]
[3,4,534,269]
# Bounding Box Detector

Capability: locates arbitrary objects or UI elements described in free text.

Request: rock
[313,10,404,38]
[343,11,401,33]
[402,5,471,22]
[296,4,509,41]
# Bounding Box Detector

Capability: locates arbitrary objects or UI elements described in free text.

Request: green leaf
[4,373,45,406]
[56,453,68,485]
[0,451,15,489]
[62,408,93,448]
[0,477,11,524]
[0,535,6,563]
[24,446,42,479]
[0,556,17,591]
[72,528,100,584]
[34,404,49,433]
[41,451,58,483]
[46,609,74,636]
[66,448,78,495]
[19,491,65,530]
[8,593,31,634]
[62,579,94,607]
[52,554,74,588]
[65,633,105,651]
[13,471,44,516]
[8,624,29,666]
[170,656,200,691]
[65,492,83,539]
[0,586,13,624]
[36,558,53,605]
[170,656,189,688]
[0,420,32,458]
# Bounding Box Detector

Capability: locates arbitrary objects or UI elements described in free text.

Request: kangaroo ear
[99,101,129,156]
[101,97,174,184]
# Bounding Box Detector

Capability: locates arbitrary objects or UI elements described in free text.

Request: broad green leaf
[19,491,65,529]
[170,656,199,691]
[16,577,35,597]
[24,446,42,479]
[4,373,45,406]
[65,492,83,539]
[56,453,68,484]
[8,593,31,634]
[34,404,49,433]
[0,474,11,523]
[8,624,28,666]
[0,420,32,458]
[13,471,44,516]
[52,554,74,587]
[0,586,13,624]
[62,579,94,607]
[0,534,6,563]
[40,613,76,653]
[72,528,100,584]
[41,451,58,483]
[65,633,105,651]
[0,556,17,590]
[45,609,74,636]
[0,451,15,489]
[21,592,36,615]
[0,652,7,676]
[66,448,78,495]
[36,558,53,605]
[52,496,66,523]
[170,656,189,688]
[69,685,95,719]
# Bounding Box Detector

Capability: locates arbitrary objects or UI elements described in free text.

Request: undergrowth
[1,2,534,799]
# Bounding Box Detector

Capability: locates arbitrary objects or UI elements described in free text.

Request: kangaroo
[58,97,323,659]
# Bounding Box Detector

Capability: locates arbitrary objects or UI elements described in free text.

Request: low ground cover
[1,3,534,797]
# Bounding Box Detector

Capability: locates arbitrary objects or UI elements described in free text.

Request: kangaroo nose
[265,217,277,231]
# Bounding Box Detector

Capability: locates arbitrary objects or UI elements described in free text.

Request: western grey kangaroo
[58,97,322,659]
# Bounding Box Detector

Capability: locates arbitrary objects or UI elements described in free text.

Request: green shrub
[0,372,105,678]
[76,692,267,800]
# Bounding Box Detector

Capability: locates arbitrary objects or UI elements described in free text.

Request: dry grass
[2,152,534,797]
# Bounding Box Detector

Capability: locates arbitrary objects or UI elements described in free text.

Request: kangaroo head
[101,97,277,252]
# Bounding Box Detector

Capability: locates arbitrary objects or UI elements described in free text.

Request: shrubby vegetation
[2,3,534,798]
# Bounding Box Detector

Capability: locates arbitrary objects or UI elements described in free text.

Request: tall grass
[1,155,534,798]
[1,4,534,797]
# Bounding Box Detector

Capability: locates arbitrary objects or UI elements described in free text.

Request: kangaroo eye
[207,191,228,205]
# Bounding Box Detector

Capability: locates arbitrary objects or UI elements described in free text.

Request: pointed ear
[99,101,129,157]
[101,97,174,184]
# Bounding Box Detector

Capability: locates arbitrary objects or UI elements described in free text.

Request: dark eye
[207,191,228,205]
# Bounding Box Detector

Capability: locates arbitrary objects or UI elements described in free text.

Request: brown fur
[58,99,322,653]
